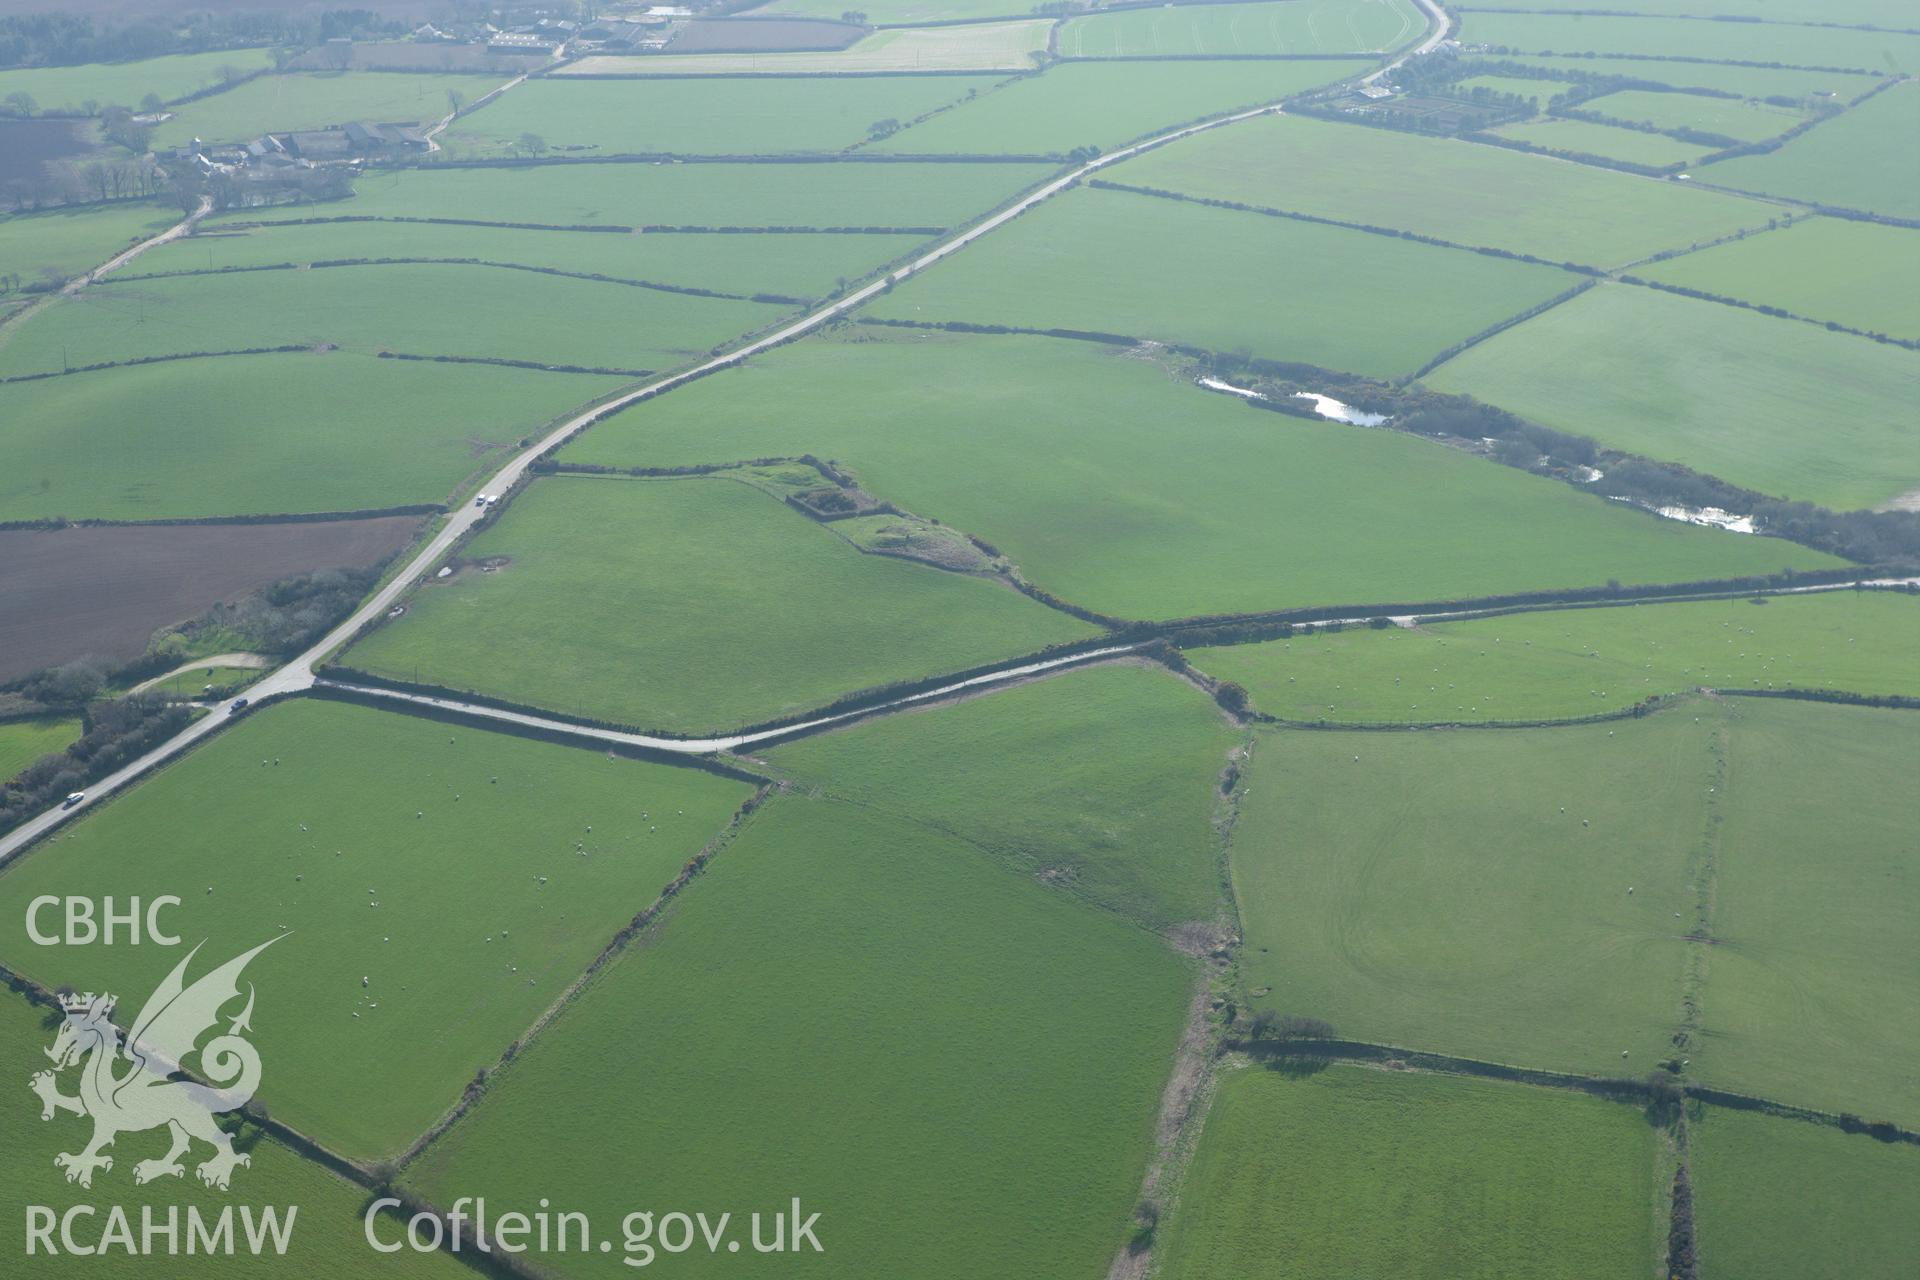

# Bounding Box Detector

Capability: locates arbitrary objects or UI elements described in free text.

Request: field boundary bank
[1103,734,1253,1279]
[1680,178,1920,231]
[1237,692,1687,733]
[372,350,654,377]
[1680,71,1905,172]
[0,505,441,532]
[1713,687,1920,710]
[1229,1038,1920,1143]
[379,152,1061,169]
[1052,53,1390,63]
[549,68,1019,80]
[1455,125,1701,181]
[1474,48,1895,76]
[1406,277,1598,379]
[1175,580,1919,644]
[1083,178,1603,273]
[1459,8,1920,37]
[1615,271,1920,349]
[210,213,949,235]
[0,344,653,386]
[0,344,311,385]
[108,257,809,306]
[390,784,776,1173]
[1149,572,1911,640]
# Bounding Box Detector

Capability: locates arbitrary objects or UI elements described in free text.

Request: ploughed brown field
[0,515,421,679]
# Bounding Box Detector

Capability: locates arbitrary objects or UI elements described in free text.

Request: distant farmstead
[488,32,562,54]
[277,122,431,160]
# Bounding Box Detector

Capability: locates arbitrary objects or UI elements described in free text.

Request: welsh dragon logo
[29,937,281,1191]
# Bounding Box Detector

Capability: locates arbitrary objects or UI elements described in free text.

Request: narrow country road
[0,194,212,339]
[1363,0,1448,85]
[126,653,269,696]
[64,193,214,294]
[6,573,1908,867]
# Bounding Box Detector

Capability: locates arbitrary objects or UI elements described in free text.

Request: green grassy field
[1119,113,1776,266]
[406,796,1191,1277]
[138,663,261,698]
[0,47,279,113]
[1155,1066,1659,1280]
[1586,90,1806,144]
[1493,56,1880,102]
[1189,590,1920,724]
[871,59,1369,155]
[0,202,178,289]
[0,715,79,781]
[1425,283,1920,510]
[1491,116,1700,168]
[0,990,468,1277]
[1055,0,1422,57]
[0,698,752,1161]
[154,71,510,148]
[1231,709,1714,1075]
[1451,73,1569,103]
[867,185,1575,378]
[1458,11,1920,70]
[0,350,625,521]
[1707,81,1920,220]
[1691,700,1920,1125]
[560,332,1835,620]
[767,660,1236,929]
[1642,217,1920,341]
[0,262,788,377]
[562,20,1050,74]
[209,159,1047,229]
[442,74,1003,156]
[128,219,928,301]
[1472,0,1906,20]
[345,473,1094,734]
[1689,1105,1920,1280]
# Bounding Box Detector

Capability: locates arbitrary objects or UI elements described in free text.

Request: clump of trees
[1212,680,1251,718]
[0,694,190,835]
[156,564,386,658]
[3,155,166,216]
[0,11,397,70]
[209,164,352,212]
[1246,1011,1338,1042]
[14,657,111,708]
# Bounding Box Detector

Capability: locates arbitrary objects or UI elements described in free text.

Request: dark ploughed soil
[0,515,421,680]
